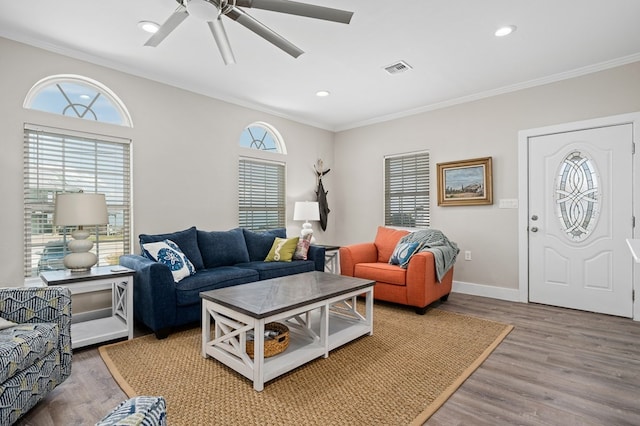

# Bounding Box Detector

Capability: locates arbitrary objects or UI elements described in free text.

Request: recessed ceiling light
[495,25,517,37]
[316,90,330,97]
[138,21,160,34]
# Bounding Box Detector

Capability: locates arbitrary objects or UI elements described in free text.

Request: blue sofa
[120,227,325,338]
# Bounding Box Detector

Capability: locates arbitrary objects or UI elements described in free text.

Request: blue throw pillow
[142,239,195,282]
[197,228,250,268]
[389,241,422,268]
[242,228,287,261]
[139,226,204,270]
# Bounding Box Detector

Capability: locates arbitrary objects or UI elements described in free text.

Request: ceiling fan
[145,0,354,65]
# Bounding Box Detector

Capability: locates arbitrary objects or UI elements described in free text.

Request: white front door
[528,123,633,317]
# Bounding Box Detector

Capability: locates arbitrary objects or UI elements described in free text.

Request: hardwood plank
[15,293,640,425]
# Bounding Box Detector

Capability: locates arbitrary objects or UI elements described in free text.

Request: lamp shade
[293,201,320,221]
[54,192,108,226]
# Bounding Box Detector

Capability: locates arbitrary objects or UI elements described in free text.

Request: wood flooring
[15,293,640,426]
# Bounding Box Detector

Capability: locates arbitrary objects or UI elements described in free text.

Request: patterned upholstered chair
[0,287,72,425]
[96,396,167,426]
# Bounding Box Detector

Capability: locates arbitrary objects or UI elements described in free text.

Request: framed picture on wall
[437,157,493,206]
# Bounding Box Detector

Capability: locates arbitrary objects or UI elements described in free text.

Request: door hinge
[634,216,636,228]
[633,290,636,302]
[633,142,636,155]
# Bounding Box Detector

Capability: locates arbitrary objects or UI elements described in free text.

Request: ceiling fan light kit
[145,0,354,65]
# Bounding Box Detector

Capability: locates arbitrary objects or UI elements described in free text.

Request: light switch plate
[498,198,519,209]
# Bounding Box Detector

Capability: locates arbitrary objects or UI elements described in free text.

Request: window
[23,125,131,277]
[24,74,132,126]
[384,151,430,228]
[239,122,286,153]
[238,158,286,230]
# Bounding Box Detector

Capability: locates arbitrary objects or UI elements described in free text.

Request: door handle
[531,215,538,221]
[530,226,538,232]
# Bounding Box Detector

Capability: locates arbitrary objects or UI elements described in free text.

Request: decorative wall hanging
[314,159,330,231]
[437,157,493,206]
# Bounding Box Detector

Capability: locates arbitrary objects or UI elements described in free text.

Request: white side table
[316,245,341,274]
[40,265,134,349]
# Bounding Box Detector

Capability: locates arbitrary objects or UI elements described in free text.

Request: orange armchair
[340,226,453,314]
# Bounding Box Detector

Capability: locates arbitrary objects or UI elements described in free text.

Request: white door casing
[518,113,640,321]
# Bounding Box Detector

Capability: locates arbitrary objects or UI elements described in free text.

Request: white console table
[40,266,134,349]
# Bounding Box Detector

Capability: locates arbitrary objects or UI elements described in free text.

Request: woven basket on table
[246,322,289,359]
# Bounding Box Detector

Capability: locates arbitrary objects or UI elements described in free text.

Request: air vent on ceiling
[383,60,413,75]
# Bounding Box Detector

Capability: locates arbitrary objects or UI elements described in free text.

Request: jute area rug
[99,303,512,425]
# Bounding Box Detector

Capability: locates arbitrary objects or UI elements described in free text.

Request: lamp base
[300,222,317,244]
[63,228,98,272]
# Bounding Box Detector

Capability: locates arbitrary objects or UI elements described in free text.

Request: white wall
[2,36,639,300]
[333,61,640,296]
[0,37,335,286]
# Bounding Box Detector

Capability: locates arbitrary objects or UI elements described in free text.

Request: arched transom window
[239,122,287,154]
[23,74,132,127]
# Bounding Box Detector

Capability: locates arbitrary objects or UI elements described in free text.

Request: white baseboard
[452,280,522,302]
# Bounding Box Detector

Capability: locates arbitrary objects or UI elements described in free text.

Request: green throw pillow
[265,237,299,262]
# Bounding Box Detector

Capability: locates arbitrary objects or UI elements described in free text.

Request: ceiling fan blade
[226,7,304,58]
[235,0,353,24]
[207,17,236,65]
[144,5,189,47]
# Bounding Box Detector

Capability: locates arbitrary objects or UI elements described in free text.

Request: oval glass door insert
[555,150,600,242]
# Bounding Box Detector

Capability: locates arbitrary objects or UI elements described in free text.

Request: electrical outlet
[464,250,472,261]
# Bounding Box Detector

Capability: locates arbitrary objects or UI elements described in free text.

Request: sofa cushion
[236,260,315,281]
[265,237,299,262]
[243,228,287,261]
[293,235,311,260]
[354,262,407,286]
[141,239,195,282]
[139,226,204,271]
[374,226,410,263]
[197,228,250,268]
[174,267,258,306]
[0,323,58,383]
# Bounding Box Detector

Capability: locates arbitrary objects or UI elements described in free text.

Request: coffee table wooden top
[200,271,374,319]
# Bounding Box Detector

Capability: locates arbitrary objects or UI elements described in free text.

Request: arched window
[238,122,287,230]
[22,75,132,277]
[24,74,132,127]
[239,122,287,154]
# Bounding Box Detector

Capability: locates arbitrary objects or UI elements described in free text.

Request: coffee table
[200,271,374,391]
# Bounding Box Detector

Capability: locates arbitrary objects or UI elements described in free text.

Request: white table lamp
[293,201,320,243]
[54,192,108,272]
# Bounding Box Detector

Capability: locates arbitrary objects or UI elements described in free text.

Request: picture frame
[437,157,493,206]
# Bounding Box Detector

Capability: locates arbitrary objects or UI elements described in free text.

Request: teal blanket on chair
[399,229,459,282]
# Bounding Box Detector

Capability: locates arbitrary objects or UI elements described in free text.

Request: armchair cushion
[0,323,58,383]
[140,226,204,271]
[354,263,407,286]
[373,226,410,263]
[389,241,423,268]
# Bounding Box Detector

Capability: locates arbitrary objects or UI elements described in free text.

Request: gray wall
[333,61,640,298]
[0,37,335,287]
[2,36,639,301]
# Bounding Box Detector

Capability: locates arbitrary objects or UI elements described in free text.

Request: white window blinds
[238,158,286,230]
[23,125,131,277]
[384,151,430,228]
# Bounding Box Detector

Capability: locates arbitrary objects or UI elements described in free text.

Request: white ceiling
[1,0,640,131]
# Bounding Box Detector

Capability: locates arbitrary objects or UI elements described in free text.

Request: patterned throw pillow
[265,237,299,262]
[389,241,422,268]
[293,234,312,260]
[142,239,195,282]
